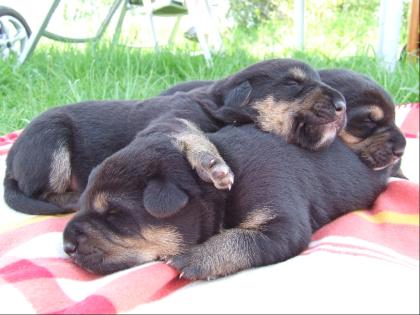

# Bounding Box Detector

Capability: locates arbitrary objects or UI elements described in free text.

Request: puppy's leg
[169,208,311,280]
[171,119,234,190]
[5,113,77,214]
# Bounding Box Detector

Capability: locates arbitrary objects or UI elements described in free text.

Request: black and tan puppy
[318,69,406,171]
[160,69,406,171]
[4,59,346,215]
[63,119,391,278]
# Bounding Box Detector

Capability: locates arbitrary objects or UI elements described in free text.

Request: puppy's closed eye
[284,77,303,86]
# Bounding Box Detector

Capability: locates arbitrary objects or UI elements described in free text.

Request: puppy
[63,119,391,278]
[4,59,346,215]
[318,69,406,172]
[160,69,406,172]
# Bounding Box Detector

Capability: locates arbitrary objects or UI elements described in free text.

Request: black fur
[4,98,220,215]
[5,59,346,215]
[318,69,406,172]
[63,124,390,278]
[161,68,406,172]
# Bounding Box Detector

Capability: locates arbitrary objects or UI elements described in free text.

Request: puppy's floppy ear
[143,178,189,218]
[210,81,254,124]
[224,80,252,108]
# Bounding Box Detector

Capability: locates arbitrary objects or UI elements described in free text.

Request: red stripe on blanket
[0,258,188,313]
[0,259,75,313]
[370,180,419,215]
[0,257,99,281]
[302,247,416,269]
[0,216,72,256]
[95,263,189,313]
[312,181,419,259]
[400,103,419,137]
[0,259,54,281]
[312,216,419,259]
[307,241,416,267]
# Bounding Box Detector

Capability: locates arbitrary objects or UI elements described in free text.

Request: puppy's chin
[70,252,148,275]
[290,115,346,151]
[363,150,401,171]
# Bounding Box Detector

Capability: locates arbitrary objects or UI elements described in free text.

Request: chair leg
[143,0,159,50]
[113,0,128,45]
[203,0,223,52]
[186,0,212,65]
[168,16,181,46]
[17,0,61,65]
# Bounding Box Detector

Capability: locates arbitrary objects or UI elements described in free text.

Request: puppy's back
[209,125,390,230]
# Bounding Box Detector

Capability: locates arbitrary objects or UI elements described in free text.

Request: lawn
[0,0,419,135]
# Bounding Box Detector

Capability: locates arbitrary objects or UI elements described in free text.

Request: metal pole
[377,0,404,71]
[18,0,61,65]
[294,0,305,50]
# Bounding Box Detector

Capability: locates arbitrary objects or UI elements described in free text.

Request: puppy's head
[63,136,223,274]
[210,58,347,150]
[319,69,406,170]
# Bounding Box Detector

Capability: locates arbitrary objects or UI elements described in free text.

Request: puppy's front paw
[195,152,234,190]
[168,249,219,281]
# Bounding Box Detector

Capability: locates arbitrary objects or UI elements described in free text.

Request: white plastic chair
[18,0,222,65]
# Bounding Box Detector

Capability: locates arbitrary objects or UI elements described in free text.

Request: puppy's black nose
[64,241,77,256]
[334,100,346,112]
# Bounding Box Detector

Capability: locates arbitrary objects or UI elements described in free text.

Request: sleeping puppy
[318,69,406,172]
[4,58,346,215]
[160,69,406,172]
[63,119,391,278]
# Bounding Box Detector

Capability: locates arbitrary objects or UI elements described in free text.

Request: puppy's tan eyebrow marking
[368,105,384,121]
[93,191,109,212]
[289,67,307,81]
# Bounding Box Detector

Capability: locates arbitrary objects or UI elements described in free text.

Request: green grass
[0,0,419,135]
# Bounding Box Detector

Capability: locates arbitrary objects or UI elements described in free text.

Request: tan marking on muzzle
[369,105,385,121]
[239,207,277,230]
[122,226,184,261]
[253,96,298,138]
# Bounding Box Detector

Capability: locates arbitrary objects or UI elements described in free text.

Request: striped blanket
[0,103,418,314]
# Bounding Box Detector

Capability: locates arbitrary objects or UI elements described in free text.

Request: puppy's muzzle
[64,240,77,256]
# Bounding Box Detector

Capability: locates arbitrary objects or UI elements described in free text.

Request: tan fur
[80,225,184,269]
[190,229,257,277]
[289,67,307,81]
[369,105,385,121]
[313,125,339,150]
[49,145,71,193]
[253,96,297,138]
[339,130,363,145]
[341,129,391,154]
[93,192,109,212]
[239,208,277,230]
[112,226,184,262]
[171,119,221,170]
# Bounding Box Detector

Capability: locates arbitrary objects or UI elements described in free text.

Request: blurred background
[0,0,419,134]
